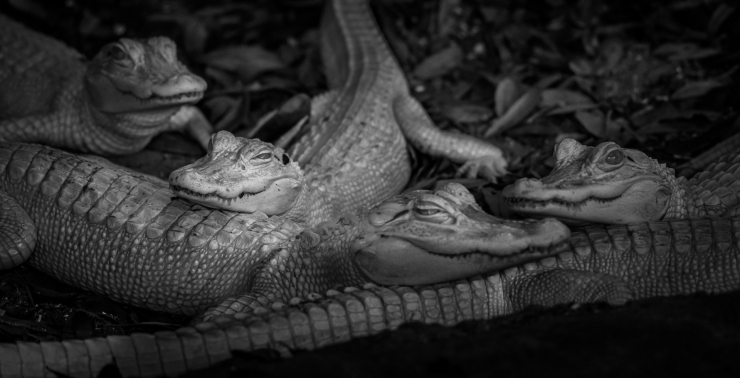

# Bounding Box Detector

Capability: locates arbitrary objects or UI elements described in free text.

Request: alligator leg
[0,190,36,269]
[507,270,634,310]
[392,94,508,182]
[168,105,213,151]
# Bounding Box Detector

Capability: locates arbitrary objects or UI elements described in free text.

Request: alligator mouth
[136,90,204,105]
[170,176,301,215]
[422,244,554,262]
[506,194,621,210]
[171,184,265,203]
[354,233,566,286]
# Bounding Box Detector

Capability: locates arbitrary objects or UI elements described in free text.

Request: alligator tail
[0,277,513,377]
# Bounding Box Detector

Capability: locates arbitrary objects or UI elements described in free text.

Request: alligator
[0,141,576,376]
[502,138,740,225]
[2,143,740,376]
[0,140,567,311]
[170,0,508,226]
[0,13,212,155]
[1,142,564,315]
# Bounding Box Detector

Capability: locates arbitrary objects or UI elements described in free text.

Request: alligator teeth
[139,91,204,103]
[506,195,620,209]
[171,185,256,201]
[427,245,550,262]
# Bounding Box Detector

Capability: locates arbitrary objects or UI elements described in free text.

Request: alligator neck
[82,89,171,155]
[663,170,693,219]
[252,211,370,302]
[282,179,313,224]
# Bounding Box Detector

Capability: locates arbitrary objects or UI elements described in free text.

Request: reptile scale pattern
[0,143,306,316]
[2,214,740,376]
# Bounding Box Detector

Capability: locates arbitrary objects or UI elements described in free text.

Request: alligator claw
[457,156,508,183]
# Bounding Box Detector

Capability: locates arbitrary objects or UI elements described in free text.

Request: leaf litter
[1,0,738,362]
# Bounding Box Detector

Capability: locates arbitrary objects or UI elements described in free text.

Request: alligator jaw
[354,238,562,286]
[507,195,620,215]
[128,89,205,108]
[171,184,266,202]
[171,177,302,215]
[352,215,570,285]
[505,179,670,225]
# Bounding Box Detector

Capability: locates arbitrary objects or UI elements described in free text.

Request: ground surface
[1,0,740,376]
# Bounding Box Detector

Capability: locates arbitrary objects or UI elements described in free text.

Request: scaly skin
[170,0,507,225]
[0,142,572,377]
[2,195,740,377]
[0,142,564,313]
[501,138,740,224]
[0,14,212,155]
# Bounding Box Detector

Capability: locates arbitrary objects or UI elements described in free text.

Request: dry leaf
[413,43,464,79]
[575,109,606,138]
[569,58,594,76]
[495,77,521,116]
[441,103,494,123]
[203,96,244,132]
[671,79,728,100]
[541,89,594,107]
[485,88,541,137]
[654,43,720,62]
[201,45,286,83]
[181,17,209,57]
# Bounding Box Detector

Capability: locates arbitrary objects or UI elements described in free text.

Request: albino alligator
[0,141,575,376]
[1,145,740,376]
[0,142,567,314]
[0,14,212,155]
[502,138,740,224]
[170,0,507,226]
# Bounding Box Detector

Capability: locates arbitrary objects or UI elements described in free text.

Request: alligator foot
[457,156,508,183]
[393,94,508,181]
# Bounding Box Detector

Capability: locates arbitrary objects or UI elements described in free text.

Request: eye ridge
[414,204,446,216]
[108,45,127,61]
[252,152,273,160]
[604,150,624,165]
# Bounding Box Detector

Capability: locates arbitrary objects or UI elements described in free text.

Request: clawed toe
[457,157,508,183]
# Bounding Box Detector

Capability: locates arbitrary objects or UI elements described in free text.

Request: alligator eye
[107,45,127,60]
[604,150,624,165]
[414,203,453,224]
[416,208,441,216]
[253,152,272,160]
[414,202,445,216]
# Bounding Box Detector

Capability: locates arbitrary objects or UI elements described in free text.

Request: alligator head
[352,182,570,285]
[85,37,206,114]
[502,138,679,225]
[169,131,303,215]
